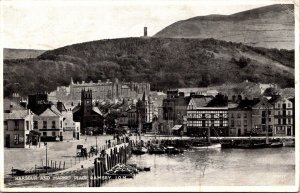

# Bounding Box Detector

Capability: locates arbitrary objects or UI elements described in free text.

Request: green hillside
[3,38,294,97]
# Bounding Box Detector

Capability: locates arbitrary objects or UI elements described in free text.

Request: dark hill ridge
[154,4,294,49]
[4,37,294,97]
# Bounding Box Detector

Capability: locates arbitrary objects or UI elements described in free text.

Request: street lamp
[95,136,98,155]
[44,142,48,173]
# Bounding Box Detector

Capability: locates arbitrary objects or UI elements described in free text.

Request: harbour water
[104,147,295,187]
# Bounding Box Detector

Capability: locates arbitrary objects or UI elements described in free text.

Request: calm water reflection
[104,147,295,187]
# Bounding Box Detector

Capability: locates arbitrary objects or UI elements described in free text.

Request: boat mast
[266,105,269,144]
[138,110,142,143]
[207,125,211,144]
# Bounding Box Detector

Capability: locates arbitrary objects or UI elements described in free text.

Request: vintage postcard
[0,0,299,192]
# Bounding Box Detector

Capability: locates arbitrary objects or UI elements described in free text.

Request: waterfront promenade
[4,135,115,175]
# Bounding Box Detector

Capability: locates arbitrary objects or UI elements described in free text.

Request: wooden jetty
[88,142,132,187]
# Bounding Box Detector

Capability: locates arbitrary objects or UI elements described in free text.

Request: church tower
[81,89,93,116]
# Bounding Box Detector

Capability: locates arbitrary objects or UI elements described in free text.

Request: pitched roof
[189,97,213,108]
[4,110,30,120]
[72,105,81,113]
[206,94,228,107]
[252,98,273,109]
[268,95,293,105]
[4,98,25,111]
[57,102,67,112]
[127,107,136,113]
[50,105,63,116]
[231,99,260,110]
[92,107,103,116]
[39,106,62,117]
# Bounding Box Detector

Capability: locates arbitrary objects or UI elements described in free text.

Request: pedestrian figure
[101,150,106,157]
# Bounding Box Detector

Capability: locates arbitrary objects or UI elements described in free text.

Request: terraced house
[269,96,294,136]
[228,99,259,136]
[4,99,34,148]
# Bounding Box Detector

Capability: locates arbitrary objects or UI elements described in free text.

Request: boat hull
[192,143,221,149]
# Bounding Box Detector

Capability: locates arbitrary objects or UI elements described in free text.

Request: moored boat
[221,142,233,148]
[132,146,148,155]
[192,143,221,149]
[236,141,267,149]
[269,142,283,148]
[165,146,180,154]
[148,146,165,154]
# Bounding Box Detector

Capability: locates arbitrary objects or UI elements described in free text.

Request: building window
[60,121,63,128]
[287,111,291,115]
[202,114,205,118]
[4,121,8,130]
[34,121,38,129]
[244,113,247,118]
[288,103,291,108]
[237,120,241,126]
[231,114,234,118]
[278,103,281,108]
[43,121,47,129]
[14,121,19,130]
[43,132,47,136]
[52,131,56,137]
[262,118,266,124]
[231,120,234,127]
[52,121,56,129]
[237,113,241,118]
[278,119,281,125]
[14,134,19,145]
[244,120,247,127]
[26,121,29,130]
[262,111,266,117]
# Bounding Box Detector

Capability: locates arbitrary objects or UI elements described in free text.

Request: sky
[1,0,280,50]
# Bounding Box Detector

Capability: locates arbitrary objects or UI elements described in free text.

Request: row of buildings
[4,95,80,148]
[4,88,155,148]
[48,78,150,101]
[4,85,295,148]
[160,90,295,137]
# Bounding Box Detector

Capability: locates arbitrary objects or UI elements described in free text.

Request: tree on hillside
[263,87,279,96]
[231,56,251,68]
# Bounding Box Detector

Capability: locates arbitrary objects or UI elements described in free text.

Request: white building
[270,97,294,136]
[4,109,34,148]
[33,105,64,141]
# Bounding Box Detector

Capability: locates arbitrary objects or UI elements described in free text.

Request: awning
[172,125,182,130]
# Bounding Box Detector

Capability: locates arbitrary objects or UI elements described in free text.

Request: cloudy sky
[2,0,278,50]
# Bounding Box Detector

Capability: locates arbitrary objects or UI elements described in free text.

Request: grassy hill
[3,37,294,97]
[4,48,46,60]
[154,4,294,49]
